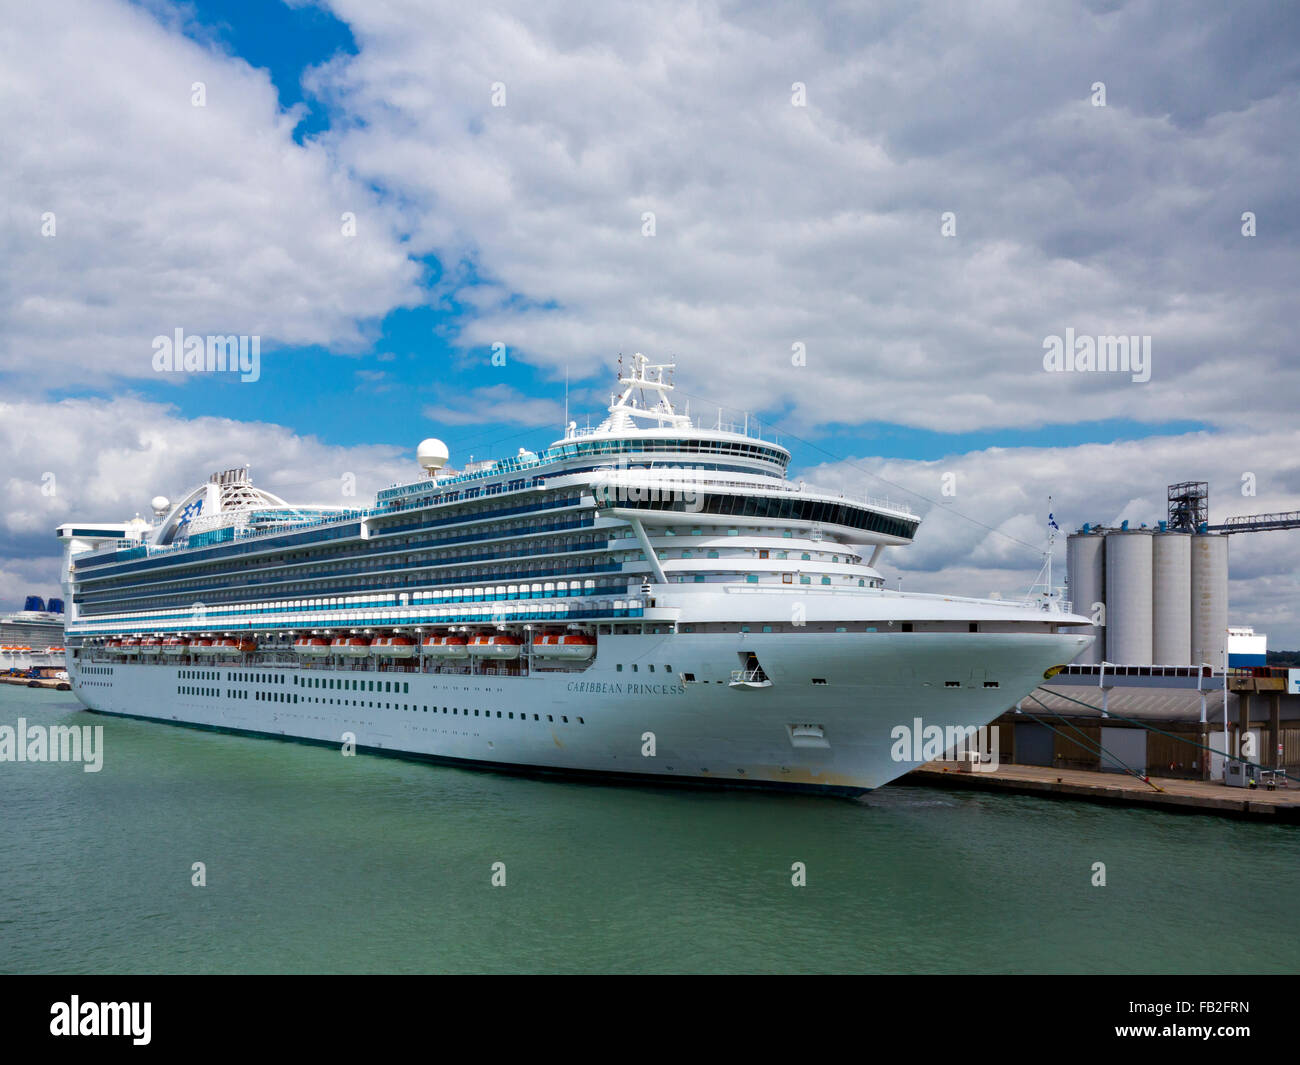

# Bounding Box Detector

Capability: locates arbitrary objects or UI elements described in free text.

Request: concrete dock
[0,675,70,691]
[907,760,1300,822]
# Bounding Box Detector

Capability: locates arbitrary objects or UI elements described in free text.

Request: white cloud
[0,395,416,608]
[798,426,1300,647]
[309,0,1300,433]
[0,0,420,388]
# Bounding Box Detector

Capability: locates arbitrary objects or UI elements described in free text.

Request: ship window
[616,664,623,672]
[969,623,979,633]
[821,577,831,585]
[812,678,827,685]
[782,573,792,584]
[758,550,769,559]
[902,623,913,632]
[665,665,671,672]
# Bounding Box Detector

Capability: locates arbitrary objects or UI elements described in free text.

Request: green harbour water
[1,684,1296,975]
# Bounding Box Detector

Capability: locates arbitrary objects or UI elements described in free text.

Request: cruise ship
[57,356,1092,795]
[0,595,66,670]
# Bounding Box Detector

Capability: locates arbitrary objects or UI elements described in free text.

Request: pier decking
[907,760,1300,822]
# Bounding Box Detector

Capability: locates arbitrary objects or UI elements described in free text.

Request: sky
[2,0,1298,645]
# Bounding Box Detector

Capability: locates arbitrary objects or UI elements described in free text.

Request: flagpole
[1046,496,1055,602]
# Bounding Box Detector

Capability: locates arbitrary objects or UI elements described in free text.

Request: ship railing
[590,473,912,516]
[721,584,1050,609]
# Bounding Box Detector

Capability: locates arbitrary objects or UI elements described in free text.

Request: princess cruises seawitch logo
[889,717,1000,771]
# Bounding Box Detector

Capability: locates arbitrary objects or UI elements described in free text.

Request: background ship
[0,595,67,670]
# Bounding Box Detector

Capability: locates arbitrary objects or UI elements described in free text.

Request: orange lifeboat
[294,637,330,658]
[330,636,372,658]
[531,633,597,661]
[467,633,522,659]
[140,637,163,655]
[105,639,124,654]
[191,638,216,656]
[162,636,190,656]
[421,634,468,658]
[236,637,258,654]
[119,637,141,656]
[372,635,417,659]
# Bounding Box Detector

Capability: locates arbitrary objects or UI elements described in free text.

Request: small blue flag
[1048,512,1059,530]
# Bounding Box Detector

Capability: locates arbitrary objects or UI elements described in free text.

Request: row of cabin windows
[293,676,410,694]
[614,663,672,673]
[297,697,585,725]
[222,671,286,684]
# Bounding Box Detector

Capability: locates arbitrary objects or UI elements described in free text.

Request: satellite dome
[417,438,450,471]
[151,496,170,513]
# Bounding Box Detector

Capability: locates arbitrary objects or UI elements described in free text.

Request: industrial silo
[1104,529,1153,665]
[1152,532,1191,665]
[1190,534,1229,671]
[1066,530,1105,664]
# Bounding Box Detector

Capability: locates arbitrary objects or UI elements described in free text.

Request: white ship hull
[69,629,1089,795]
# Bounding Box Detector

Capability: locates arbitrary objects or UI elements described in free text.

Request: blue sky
[99,0,1213,471]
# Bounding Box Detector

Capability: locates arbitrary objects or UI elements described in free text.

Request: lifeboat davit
[140,637,163,655]
[372,635,417,658]
[531,633,596,660]
[294,637,330,657]
[330,636,372,658]
[162,637,190,656]
[467,633,522,659]
[421,635,468,658]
